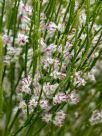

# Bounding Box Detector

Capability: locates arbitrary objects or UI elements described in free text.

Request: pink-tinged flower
[43,57,54,70]
[24,5,33,16]
[21,76,32,87]
[20,15,30,24]
[16,33,28,46]
[40,100,50,110]
[68,91,80,104]
[43,82,59,96]
[53,93,68,104]
[3,34,13,45]
[44,44,57,54]
[29,97,38,109]
[53,110,66,126]
[47,22,57,33]
[74,71,86,86]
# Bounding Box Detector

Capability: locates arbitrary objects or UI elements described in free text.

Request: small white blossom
[19,101,27,110]
[58,23,65,33]
[21,76,32,87]
[89,110,102,125]
[28,97,38,113]
[43,83,59,96]
[40,100,50,110]
[80,33,87,40]
[45,44,57,54]
[16,33,28,46]
[74,71,86,86]
[21,85,31,94]
[69,91,80,105]
[24,5,33,16]
[53,93,68,104]
[42,113,52,123]
[3,34,13,46]
[4,55,11,65]
[80,10,86,24]
[46,22,57,36]
[53,110,66,126]
[50,71,66,80]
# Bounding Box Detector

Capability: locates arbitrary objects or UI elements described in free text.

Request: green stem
[0,35,3,117]
[0,0,5,32]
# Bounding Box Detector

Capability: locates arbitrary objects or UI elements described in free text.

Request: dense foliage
[0,0,102,136]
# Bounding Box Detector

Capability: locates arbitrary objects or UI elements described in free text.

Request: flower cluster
[42,110,66,127]
[1,0,102,135]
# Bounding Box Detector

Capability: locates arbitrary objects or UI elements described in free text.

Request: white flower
[40,13,46,21]
[20,23,30,33]
[80,33,87,40]
[43,57,54,70]
[50,71,66,80]
[45,44,57,54]
[65,42,73,50]
[64,50,71,61]
[16,33,28,46]
[42,113,52,123]
[58,23,65,33]
[4,55,11,65]
[58,44,62,53]
[29,97,38,110]
[47,22,57,36]
[69,91,80,105]
[40,100,50,110]
[40,38,47,51]
[80,10,86,24]
[43,83,59,96]
[53,93,68,104]
[88,72,96,82]
[21,85,31,94]
[18,1,25,15]
[7,46,15,56]
[92,24,101,32]
[89,110,102,125]
[24,5,33,16]
[19,76,32,94]
[74,71,86,86]
[53,110,66,126]
[93,35,100,44]
[3,34,13,46]
[20,15,31,24]
[19,101,27,111]
[21,76,32,87]
[75,1,79,11]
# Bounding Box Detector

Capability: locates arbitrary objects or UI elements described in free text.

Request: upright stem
[0,35,3,117]
[0,0,5,32]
